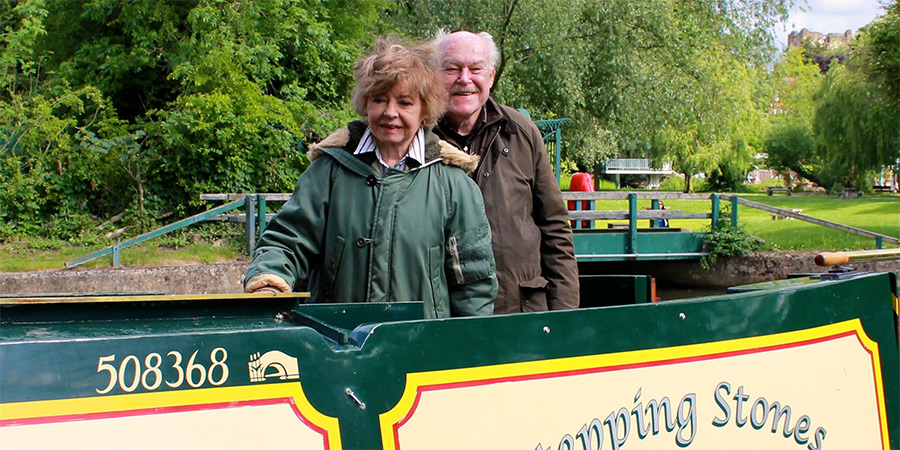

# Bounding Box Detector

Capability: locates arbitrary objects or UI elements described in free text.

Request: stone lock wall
[0,263,251,296]
[1,254,897,296]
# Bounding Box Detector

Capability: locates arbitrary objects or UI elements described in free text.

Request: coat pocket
[519,275,549,312]
[322,235,347,300]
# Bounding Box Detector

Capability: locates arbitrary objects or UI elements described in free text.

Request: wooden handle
[815,248,900,266]
[815,252,849,266]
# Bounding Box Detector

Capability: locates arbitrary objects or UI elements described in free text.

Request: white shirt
[354,127,425,174]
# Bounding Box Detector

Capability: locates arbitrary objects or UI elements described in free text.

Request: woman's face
[366,82,423,156]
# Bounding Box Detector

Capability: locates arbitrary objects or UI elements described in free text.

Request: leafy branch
[700,221,759,270]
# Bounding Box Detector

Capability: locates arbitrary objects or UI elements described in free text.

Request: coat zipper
[449,236,464,284]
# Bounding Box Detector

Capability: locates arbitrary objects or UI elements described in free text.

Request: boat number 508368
[95,348,229,394]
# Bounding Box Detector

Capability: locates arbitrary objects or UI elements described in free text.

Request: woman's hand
[251,286,282,294]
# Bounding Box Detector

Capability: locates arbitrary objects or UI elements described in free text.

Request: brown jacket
[436,98,579,313]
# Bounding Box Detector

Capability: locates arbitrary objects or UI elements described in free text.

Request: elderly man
[431,30,579,313]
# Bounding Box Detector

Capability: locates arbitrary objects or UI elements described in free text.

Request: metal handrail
[564,193,735,250]
[65,197,251,268]
[535,118,572,181]
[561,192,736,227]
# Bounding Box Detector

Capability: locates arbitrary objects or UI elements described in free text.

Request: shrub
[597,178,618,190]
[659,175,685,191]
[700,221,759,269]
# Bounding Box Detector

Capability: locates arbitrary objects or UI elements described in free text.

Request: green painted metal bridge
[66,191,730,268]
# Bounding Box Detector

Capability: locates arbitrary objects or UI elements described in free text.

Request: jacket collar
[353,127,426,170]
[308,121,479,174]
[483,97,519,137]
[438,97,519,141]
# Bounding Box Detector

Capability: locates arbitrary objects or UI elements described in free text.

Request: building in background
[787,28,853,48]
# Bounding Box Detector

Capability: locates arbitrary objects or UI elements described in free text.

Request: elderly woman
[244,37,497,318]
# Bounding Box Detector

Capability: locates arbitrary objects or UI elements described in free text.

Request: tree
[3,0,802,239]
[866,0,900,110]
[386,0,789,180]
[1,0,123,237]
[764,2,900,193]
[83,0,382,210]
[652,125,714,193]
[646,43,768,192]
[763,45,825,188]
[763,120,823,186]
[771,46,823,125]
[2,0,385,238]
[813,61,899,191]
[804,2,899,192]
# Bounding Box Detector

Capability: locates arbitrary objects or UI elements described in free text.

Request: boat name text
[536,381,826,450]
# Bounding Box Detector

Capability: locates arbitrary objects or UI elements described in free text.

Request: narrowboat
[1,264,897,449]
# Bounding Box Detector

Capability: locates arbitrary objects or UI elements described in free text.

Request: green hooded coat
[244,122,497,318]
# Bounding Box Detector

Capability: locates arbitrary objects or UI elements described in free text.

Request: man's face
[439,32,496,125]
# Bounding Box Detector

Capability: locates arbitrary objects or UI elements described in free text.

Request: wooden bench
[838,188,861,199]
[873,185,895,193]
[766,186,791,196]
[770,208,802,220]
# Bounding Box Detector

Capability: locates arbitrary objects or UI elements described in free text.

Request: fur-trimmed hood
[308,124,478,173]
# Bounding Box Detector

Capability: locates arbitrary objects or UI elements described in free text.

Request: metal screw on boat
[543,326,551,334]
[679,313,686,320]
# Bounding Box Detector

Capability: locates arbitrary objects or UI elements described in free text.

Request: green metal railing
[563,192,735,261]
[67,192,731,267]
[534,118,572,181]
[65,196,256,268]
[562,192,737,228]
[67,189,894,268]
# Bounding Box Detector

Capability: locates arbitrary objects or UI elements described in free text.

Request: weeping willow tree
[814,64,900,190]
[812,5,900,191]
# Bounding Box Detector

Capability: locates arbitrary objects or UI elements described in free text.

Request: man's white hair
[432,28,500,70]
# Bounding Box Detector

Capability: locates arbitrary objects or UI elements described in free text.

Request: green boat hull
[1,272,897,449]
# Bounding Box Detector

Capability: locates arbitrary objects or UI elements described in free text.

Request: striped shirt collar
[354,127,426,172]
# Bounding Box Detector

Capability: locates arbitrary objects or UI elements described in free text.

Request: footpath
[1,253,897,296]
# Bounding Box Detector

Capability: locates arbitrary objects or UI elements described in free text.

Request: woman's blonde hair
[351,36,447,127]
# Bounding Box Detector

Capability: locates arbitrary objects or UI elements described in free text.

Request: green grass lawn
[734,194,899,251]
[0,240,244,272]
[0,221,248,272]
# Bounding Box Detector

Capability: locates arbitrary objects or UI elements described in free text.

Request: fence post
[554,129,562,181]
[245,195,255,256]
[587,199,595,229]
[650,199,660,228]
[257,194,267,236]
[731,195,739,228]
[628,193,638,254]
[574,198,582,230]
[711,194,720,229]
